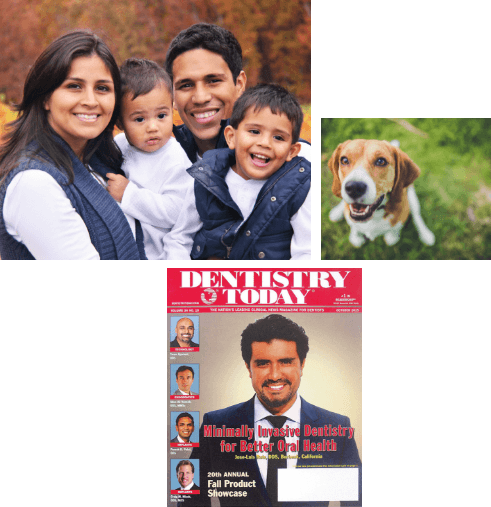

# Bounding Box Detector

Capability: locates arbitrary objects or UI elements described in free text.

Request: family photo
[0,0,311,260]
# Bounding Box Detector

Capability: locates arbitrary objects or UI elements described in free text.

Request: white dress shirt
[254,394,302,487]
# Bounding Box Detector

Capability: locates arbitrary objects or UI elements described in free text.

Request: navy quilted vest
[173,120,230,163]
[187,148,310,260]
[0,141,146,260]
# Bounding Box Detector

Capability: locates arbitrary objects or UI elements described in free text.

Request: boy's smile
[172,48,246,156]
[225,107,301,181]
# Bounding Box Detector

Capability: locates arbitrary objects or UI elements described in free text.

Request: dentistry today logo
[201,288,218,305]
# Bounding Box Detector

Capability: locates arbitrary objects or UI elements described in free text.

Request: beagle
[328,139,435,247]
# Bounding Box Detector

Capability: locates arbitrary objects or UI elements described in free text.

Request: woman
[0,31,146,259]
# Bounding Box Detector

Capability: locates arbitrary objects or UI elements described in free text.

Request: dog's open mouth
[349,194,385,221]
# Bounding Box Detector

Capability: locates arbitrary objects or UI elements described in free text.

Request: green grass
[321,119,491,260]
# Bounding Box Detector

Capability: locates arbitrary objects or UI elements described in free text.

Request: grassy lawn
[321,118,491,260]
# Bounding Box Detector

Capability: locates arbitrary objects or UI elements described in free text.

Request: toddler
[108,58,193,259]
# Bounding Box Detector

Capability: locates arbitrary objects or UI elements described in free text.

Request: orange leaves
[2,0,310,105]
[0,102,17,135]
[300,105,311,143]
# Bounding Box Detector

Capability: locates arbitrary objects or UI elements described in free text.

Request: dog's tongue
[352,203,368,212]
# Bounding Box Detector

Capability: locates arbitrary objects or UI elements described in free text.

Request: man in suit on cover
[171,413,195,443]
[189,315,361,507]
[171,317,199,349]
[173,365,197,396]
[176,459,200,491]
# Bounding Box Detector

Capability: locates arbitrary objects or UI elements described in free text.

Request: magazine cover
[168,269,362,507]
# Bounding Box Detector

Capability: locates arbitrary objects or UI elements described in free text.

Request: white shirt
[254,394,302,487]
[4,170,136,260]
[161,147,311,261]
[115,134,193,259]
[179,481,196,491]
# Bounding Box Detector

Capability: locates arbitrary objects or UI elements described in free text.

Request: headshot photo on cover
[170,316,200,350]
[170,364,200,398]
[170,411,199,447]
[171,458,201,492]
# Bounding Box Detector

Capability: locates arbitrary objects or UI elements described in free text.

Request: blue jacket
[173,120,230,164]
[187,148,310,260]
[189,396,362,506]
[0,139,146,260]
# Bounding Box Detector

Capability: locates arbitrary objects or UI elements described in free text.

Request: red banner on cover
[167,269,361,312]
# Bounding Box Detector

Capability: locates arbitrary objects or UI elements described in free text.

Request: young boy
[107,58,193,259]
[162,84,311,260]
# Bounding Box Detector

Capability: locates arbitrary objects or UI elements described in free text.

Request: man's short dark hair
[176,412,194,425]
[120,57,172,100]
[230,84,304,144]
[176,365,194,378]
[176,459,194,473]
[241,315,309,365]
[165,23,243,82]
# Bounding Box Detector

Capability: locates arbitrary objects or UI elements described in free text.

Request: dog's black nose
[345,181,367,199]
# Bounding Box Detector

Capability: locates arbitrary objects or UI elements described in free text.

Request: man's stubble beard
[257,384,296,411]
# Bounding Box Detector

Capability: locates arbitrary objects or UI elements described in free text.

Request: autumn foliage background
[0,0,311,141]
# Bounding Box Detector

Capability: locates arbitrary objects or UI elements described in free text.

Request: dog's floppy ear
[328,141,350,198]
[387,144,420,211]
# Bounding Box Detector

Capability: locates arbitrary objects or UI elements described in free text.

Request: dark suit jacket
[188,396,361,507]
[176,483,200,491]
[171,436,193,444]
[170,338,199,348]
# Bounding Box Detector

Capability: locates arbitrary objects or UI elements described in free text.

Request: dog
[328,139,435,247]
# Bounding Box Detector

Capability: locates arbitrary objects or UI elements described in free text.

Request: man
[165,23,310,165]
[171,317,199,348]
[190,315,361,506]
[165,23,246,163]
[171,413,195,444]
[176,459,200,491]
[173,365,197,396]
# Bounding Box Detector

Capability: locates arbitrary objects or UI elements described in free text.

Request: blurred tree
[0,0,311,104]
[0,0,43,104]
[213,0,311,102]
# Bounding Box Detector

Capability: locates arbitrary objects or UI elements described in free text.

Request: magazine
[168,268,362,506]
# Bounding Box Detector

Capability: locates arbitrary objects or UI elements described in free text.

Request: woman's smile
[44,54,115,159]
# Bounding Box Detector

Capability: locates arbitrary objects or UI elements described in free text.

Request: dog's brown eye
[340,156,349,165]
[375,157,387,166]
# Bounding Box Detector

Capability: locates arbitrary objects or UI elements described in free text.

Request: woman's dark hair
[0,30,122,184]
[165,23,243,83]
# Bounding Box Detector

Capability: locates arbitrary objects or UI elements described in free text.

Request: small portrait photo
[170,316,200,351]
[170,364,200,399]
[170,411,199,447]
[171,458,200,493]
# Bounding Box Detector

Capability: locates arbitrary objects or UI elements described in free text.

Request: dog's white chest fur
[347,208,401,242]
